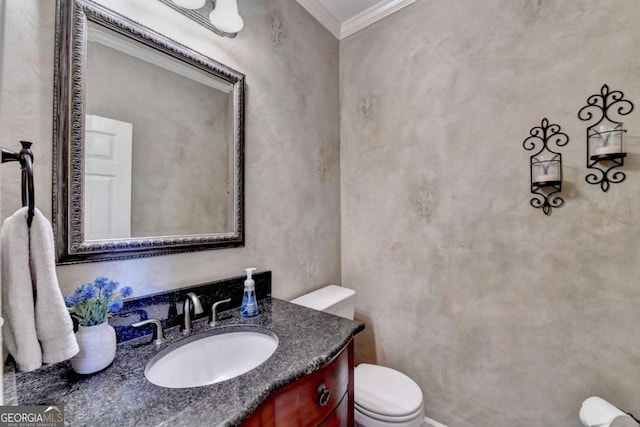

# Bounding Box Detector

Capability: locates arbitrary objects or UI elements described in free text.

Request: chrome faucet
[181,292,204,335]
[209,298,231,327]
[132,318,166,347]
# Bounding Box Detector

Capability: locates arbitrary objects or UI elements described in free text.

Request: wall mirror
[53,0,245,264]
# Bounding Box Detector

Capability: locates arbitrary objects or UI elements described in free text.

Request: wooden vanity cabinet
[242,340,355,427]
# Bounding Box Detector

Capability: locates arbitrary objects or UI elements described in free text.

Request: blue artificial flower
[71,286,83,300]
[108,300,124,313]
[93,277,110,289]
[65,278,133,326]
[63,294,77,307]
[78,283,98,302]
[101,280,119,298]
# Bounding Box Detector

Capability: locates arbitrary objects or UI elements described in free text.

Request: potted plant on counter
[64,277,132,374]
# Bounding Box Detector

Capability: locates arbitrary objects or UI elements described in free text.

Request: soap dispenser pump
[240,268,258,318]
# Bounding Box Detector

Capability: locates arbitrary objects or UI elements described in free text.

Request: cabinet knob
[317,383,331,407]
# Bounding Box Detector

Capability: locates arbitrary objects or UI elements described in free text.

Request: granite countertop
[5,298,364,427]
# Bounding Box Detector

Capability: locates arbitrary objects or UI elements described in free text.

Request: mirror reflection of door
[84,114,133,240]
[86,22,234,238]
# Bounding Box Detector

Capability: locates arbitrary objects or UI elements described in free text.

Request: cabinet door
[240,341,354,427]
[319,392,348,427]
[241,400,275,427]
[273,349,349,426]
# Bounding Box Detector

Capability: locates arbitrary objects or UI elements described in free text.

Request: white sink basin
[144,327,278,388]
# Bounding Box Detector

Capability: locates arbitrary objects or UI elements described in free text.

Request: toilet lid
[354,364,424,417]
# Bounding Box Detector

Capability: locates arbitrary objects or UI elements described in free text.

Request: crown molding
[340,0,417,39]
[296,0,342,39]
[297,0,417,40]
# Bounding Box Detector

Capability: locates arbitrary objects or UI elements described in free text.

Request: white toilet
[291,285,425,427]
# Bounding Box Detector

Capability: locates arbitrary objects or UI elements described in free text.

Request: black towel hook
[1,141,35,227]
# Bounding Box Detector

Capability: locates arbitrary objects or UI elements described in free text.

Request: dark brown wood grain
[241,340,354,427]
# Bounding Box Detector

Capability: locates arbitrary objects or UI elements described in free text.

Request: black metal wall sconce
[523,118,569,216]
[578,84,634,192]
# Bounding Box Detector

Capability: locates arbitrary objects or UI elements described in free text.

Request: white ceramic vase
[71,322,117,374]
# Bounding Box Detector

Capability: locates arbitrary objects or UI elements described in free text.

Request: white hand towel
[1,207,41,371]
[30,208,78,364]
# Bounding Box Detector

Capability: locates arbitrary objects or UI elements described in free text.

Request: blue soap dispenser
[240,268,258,318]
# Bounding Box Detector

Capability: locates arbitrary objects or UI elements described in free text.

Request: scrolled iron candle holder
[523,118,569,216]
[578,84,634,192]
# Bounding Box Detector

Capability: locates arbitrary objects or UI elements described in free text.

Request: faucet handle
[132,319,166,347]
[209,298,232,327]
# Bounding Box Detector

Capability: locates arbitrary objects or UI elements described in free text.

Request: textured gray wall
[340,0,640,425]
[0,0,340,300]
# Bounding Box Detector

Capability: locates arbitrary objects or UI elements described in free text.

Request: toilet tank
[290,285,355,320]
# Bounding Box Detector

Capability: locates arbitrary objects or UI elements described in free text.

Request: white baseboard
[424,415,448,427]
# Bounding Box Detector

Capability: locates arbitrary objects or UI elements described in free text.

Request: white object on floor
[580,396,637,427]
[1,207,78,371]
[423,415,448,427]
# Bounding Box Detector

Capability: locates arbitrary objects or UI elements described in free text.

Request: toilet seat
[356,401,425,423]
[354,364,424,420]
